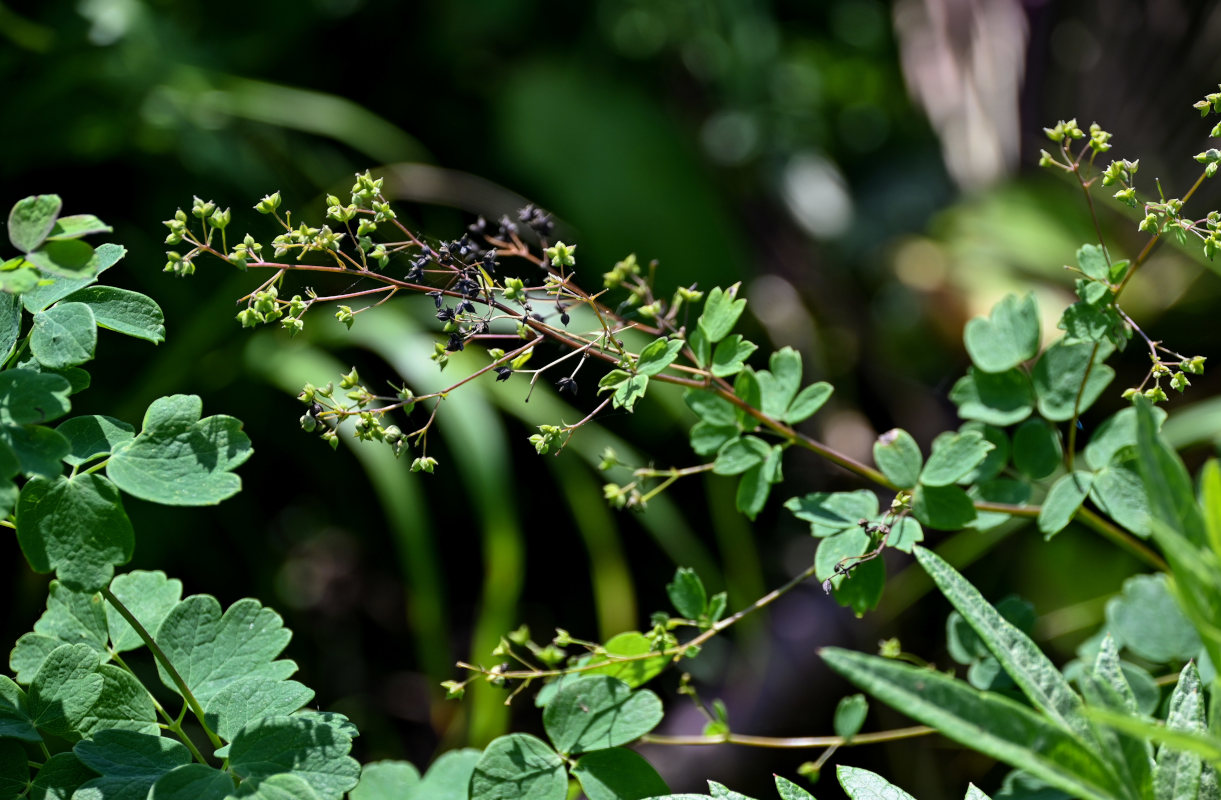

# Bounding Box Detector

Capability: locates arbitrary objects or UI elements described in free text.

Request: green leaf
[911,483,976,530]
[836,765,916,800]
[470,733,567,800]
[409,748,481,800]
[0,740,26,800]
[24,239,98,279]
[1,423,70,477]
[9,633,61,685]
[1037,471,1094,539]
[8,195,62,253]
[30,302,97,368]
[1105,574,1201,663]
[75,730,192,800]
[56,415,136,467]
[775,775,816,800]
[950,368,1035,426]
[0,292,20,364]
[709,783,757,800]
[0,265,41,294]
[47,214,112,241]
[106,394,253,506]
[228,715,360,799]
[832,554,885,615]
[1089,466,1150,537]
[915,548,1096,742]
[1085,406,1167,471]
[1032,340,1115,421]
[834,694,868,740]
[1011,419,1062,480]
[204,677,314,741]
[785,490,878,537]
[0,369,72,425]
[920,430,992,487]
[820,648,1126,800]
[887,517,924,552]
[229,772,322,800]
[966,480,1030,532]
[16,474,134,591]
[710,335,757,378]
[874,428,922,489]
[155,595,295,704]
[697,285,746,344]
[572,747,670,800]
[0,675,39,741]
[1154,661,1208,800]
[1060,302,1124,346]
[713,436,771,475]
[543,675,663,755]
[756,347,802,418]
[28,751,95,800]
[814,527,870,588]
[62,286,166,344]
[688,327,710,368]
[106,570,184,653]
[1079,637,1153,796]
[735,445,782,521]
[667,567,708,620]
[784,382,833,424]
[684,389,736,426]
[583,632,668,688]
[614,374,649,411]
[77,663,158,737]
[733,369,761,429]
[690,422,738,456]
[22,243,124,313]
[1133,396,1207,546]
[963,294,1040,373]
[148,764,236,800]
[28,644,104,740]
[637,337,683,377]
[1076,244,1109,281]
[349,761,420,800]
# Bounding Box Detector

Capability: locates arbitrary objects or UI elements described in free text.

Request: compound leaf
[756,347,802,418]
[785,490,878,537]
[1037,472,1094,540]
[16,473,134,592]
[1104,574,1200,664]
[28,751,94,800]
[47,214,112,241]
[77,663,158,737]
[582,632,669,689]
[106,394,252,506]
[155,595,295,705]
[911,483,976,530]
[21,243,124,313]
[1011,419,1062,480]
[784,381,833,424]
[0,739,28,800]
[709,335,757,378]
[470,733,567,800]
[0,676,38,742]
[636,337,683,377]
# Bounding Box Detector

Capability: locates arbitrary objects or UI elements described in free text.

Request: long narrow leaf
[1154,662,1209,800]
[1087,708,1221,764]
[821,648,1129,800]
[1078,636,1153,799]
[914,547,1096,744]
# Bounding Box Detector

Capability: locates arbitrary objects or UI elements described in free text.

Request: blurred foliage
[4,0,1221,797]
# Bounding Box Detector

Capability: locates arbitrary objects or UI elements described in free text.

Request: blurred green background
[4,0,1221,796]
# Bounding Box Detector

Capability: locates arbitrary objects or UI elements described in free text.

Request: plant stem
[99,586,224,751]
[641,725,935,748]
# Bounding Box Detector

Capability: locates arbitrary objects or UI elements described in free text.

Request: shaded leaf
[470,733,567,800]
[963,293,1040,373]
[542,675,663,755]
[1012,419,1062,480]
[228,714,360,800]
[912,483,976,530]
[1037,472,1094,540]
[63,286,165,344]
[573,747,670,800]
[1032,340,1115,421]
[950,368,1035,426]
